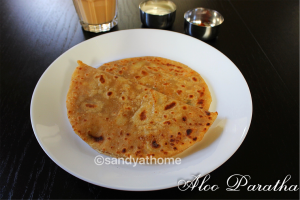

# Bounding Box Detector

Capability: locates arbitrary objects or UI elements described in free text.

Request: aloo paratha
[66,61,217,159]
[98,57,212,110]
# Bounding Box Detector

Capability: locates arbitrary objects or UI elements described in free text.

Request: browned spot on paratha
[165,102,176,110]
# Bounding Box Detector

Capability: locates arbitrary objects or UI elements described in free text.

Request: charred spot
[197,99,204,105]
[164,115,167,118]
[141,71,148,75]
[135,76,140,79]
[107,92,113,96]
[183,106,187,110]
[177,90,182,95]
[186,129,193,136]
[204,128,207,131]
[119,71,123,74]
[192,77,197,81]
[114,76,118,79]
[206,123,211,126]
[209,117,212,120]
[120,131,123,135]
[86,104,97,108]
[189,95,194,98]
[181,85,185,87]
[182,116,187,121]
[165,142,167,145]
[150,121,154,124]
[126,133,130,136]
[199,115,203,118]
[152,140,160,148]
[164,121,171,125]
[89,134,104,142]
[173,147,177,150]
[84,119,87,121]
[205,111,211,116]
[170,139,175,142]
[193,137,197,141]
[178,132,181,135]
[100,75,105,83]
[170,143,174,146]
[164,102,176,110]
[140,110,147,121]
[122,96,125,100]
[105,118,109,121]
[171,135,173,138]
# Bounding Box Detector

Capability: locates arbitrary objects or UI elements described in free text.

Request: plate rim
[30,28,253,191]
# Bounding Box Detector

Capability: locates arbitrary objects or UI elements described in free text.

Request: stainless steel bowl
[184,7,224,41]
[139,0,176,29]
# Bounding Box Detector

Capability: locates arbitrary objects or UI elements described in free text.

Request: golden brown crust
[66,61,217,159]
[98,57,212,110]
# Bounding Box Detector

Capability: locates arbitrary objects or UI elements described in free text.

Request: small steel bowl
[139,0,176,29]
[184,7,224,41]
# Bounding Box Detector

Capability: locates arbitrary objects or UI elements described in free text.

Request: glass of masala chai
[73,0,118,33]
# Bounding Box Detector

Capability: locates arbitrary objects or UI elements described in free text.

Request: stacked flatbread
[99,57,212,110]
[66,58,217,159]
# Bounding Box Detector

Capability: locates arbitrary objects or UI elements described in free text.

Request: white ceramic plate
[30,29,252,191]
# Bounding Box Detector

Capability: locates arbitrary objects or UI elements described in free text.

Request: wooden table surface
[0,0,298,199]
